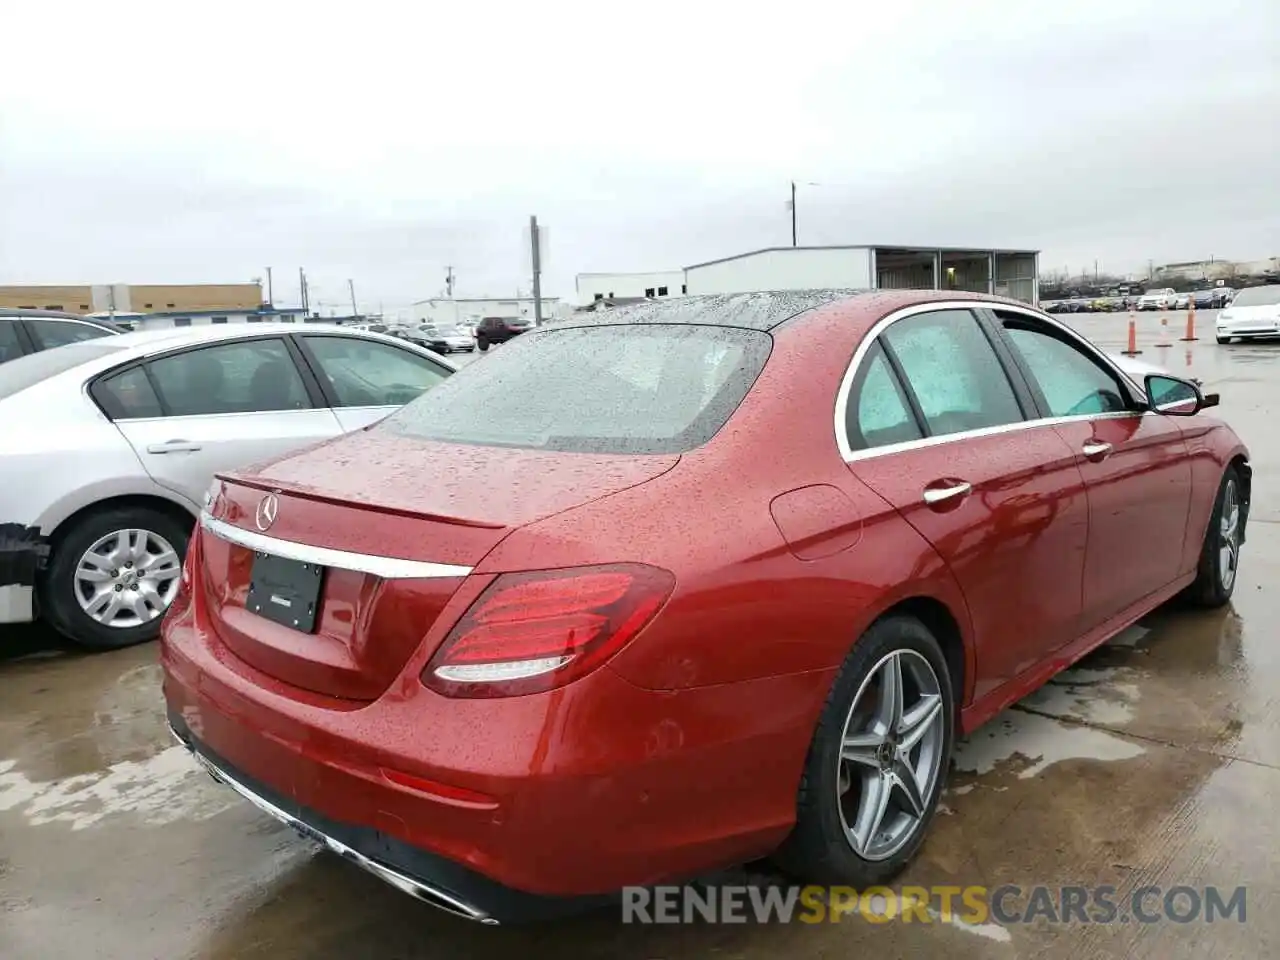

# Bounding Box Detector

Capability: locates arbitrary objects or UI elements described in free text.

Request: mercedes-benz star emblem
[255,493,280,532]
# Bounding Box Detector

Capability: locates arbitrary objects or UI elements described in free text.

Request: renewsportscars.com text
[622,884,1247,926]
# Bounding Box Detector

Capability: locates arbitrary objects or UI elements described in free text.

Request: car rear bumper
[161,596,820,918]
[0,524,46,623]
[167,712,595,924]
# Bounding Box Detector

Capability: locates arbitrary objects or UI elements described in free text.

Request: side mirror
[1144,374,1203,416]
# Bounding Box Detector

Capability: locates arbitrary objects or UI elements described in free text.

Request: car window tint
[96,366,164,420]
[146,339,309,416]
[849,342,923,450]
[0,320,23,364]
[27,318,114,350]
[998,315,1129,417]
[304,336,451,408]
[882,310,1022,437]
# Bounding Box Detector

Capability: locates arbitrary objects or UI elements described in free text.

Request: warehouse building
[576,244,1040,305]
[410,295,567,327]
[0,282,264,315]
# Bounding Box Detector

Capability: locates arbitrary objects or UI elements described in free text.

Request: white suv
[1137,288,1177,311]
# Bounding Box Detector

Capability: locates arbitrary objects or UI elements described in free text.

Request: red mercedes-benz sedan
[162,290,1250,923]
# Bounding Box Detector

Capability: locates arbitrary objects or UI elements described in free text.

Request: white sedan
[0,323,454,650]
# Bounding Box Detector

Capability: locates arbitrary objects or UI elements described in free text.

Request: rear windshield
[1231,286,1280,307]
[0,342,126,401]
[381,324,772,454]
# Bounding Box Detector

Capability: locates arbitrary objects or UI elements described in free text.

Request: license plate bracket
[246,552,324,633]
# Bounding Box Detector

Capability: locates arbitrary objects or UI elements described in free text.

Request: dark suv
[0,309,124,365]
[474,316,533,351]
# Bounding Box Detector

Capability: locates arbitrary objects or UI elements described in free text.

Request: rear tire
[41,505,190,651]
[772,615,955,887]
[1187,466,1243,608]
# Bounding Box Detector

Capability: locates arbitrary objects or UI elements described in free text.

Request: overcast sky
[1,0,1276,315]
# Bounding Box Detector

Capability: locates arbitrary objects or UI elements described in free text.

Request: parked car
[0,309,124,364]
[0,324,454,649]
[163,291,1248,924]
[1172,293,1191,310]
[402,324,476,354]
[1137,288,1177,311]
[1215,284,1280,343]
[1192,290,1218,310]
[474,316,533,351]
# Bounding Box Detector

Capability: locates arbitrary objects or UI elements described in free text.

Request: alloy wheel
[73,528,182,629]
[1219,479,1240,591]
[836,649,946,861]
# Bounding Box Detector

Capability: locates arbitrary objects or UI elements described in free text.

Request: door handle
[146,440,203,454]
[923,481,972,506]
[1082,441,1112,461]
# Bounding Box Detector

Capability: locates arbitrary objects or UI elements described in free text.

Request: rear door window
[145,339,310,415]
[383,324,771,454]
[881,309,1023,438]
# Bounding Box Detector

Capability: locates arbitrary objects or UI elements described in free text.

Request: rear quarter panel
[0,390,197,533]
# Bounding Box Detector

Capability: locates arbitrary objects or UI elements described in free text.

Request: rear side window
[881,310,1023,438]
[96,367,164,420]
[383,325,771,454]
[848,342,923,450]
[0,320,24,364]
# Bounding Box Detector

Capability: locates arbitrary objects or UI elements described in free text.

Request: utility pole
[347,279,358,318]
[266,267,274,306]
[790,181,797,247]
[446,265,460,327]
[529,215,544,327]
[299,267,309,315]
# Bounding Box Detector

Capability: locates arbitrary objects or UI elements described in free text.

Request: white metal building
[411,296,566,327]
[576,245,1040,305]
[106,306,308,331]
[576,271,686,303]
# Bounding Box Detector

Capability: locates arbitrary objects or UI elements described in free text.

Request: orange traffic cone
[1180,302,1198,341]
[1122,315,1143,356]
[1157,314,1172,347]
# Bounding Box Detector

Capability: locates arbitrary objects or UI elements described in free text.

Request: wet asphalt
[2,310,1277,959]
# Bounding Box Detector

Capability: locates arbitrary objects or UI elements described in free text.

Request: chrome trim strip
[169,725,496,924]
[833,300,1147,463]
[199,511,472,580]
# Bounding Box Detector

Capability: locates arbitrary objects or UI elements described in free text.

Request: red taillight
[422,564,674,698]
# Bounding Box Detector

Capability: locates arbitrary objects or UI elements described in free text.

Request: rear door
[97,337,343,505]
[986,307,1192,631]
[842,306,1091,701]
[296,333,452,432]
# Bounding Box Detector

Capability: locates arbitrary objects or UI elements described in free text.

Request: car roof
[550,289,1043,333]
[2,322,456,388]
[1,307,118,325]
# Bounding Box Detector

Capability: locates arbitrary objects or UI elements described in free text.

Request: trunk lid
[198,430,679,700]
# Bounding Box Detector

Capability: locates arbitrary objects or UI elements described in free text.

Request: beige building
[0,282,263,315]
